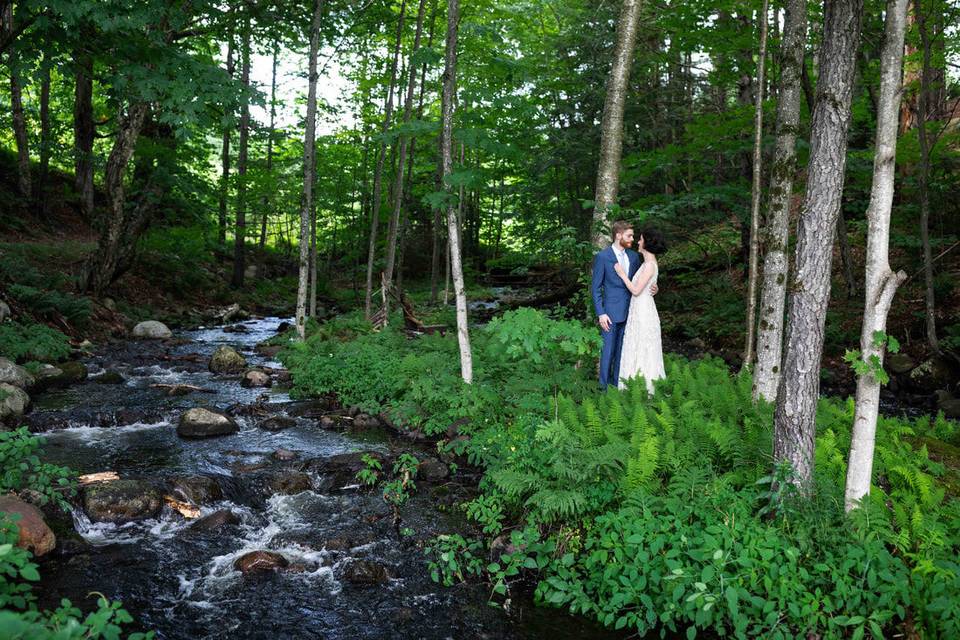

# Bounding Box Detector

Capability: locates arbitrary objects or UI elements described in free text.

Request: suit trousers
[599,319,627,390]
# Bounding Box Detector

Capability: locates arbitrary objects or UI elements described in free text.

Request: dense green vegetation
[282,313,960,638]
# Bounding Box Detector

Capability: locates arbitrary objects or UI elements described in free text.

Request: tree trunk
[835,208,857,297]
[364,0,408,318]
[9,60,31,200]
[260,41,278,249]
[74,49,96,218]
[753,0,807,402]
[219,38,235,247]
[383,0,428,310]
[773,0,863,489]
[296,0,323,340]
[232,20,251,288]
[441,0,472,383]
[80,103,149,295]
[37,54,52,216]
[743,0,770,370]
[591,0,643,248]
[844,0,909,511]
[916,0,938,352]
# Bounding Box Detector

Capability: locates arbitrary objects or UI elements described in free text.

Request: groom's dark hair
[610,220,633,240]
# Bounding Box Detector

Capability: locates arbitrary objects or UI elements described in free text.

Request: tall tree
[260,41,278,249]
[5,2,31,201]
[753,0,807,402]
[743,0,770,370]
[383,0,428,305]
[296,0,323,340]
[591,0,643,248]
[441,0,472,383]
[364,0,408,318]
[74,46,95,218]
[37,50,52,216]
[231,17,251,288]
[219,37,235,247]
[916,0,939,351]
[844,0,909,511]
[774,0,863,489]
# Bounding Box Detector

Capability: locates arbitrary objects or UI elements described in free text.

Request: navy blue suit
[592,246,641,389]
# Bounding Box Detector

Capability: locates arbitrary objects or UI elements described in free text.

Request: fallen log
[78,471,120,485]
[164,495,200,518]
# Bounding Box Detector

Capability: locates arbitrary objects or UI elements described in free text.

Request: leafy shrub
[0,428,76,510]
[0,322,72,363]
[7,284,92,329]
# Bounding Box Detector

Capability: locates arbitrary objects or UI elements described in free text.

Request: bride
[613,228,667,394]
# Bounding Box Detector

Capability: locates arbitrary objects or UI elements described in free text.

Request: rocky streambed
[19,316,615,640]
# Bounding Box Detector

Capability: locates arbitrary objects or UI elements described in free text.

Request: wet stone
[271,448,297,462]
[341,560,391,586]
[190,509,241,532]
[82,480,163,523]
[177,408,239,438]
[234,550,289,574]
[168,475,223,504]
[268,471,313,495]
[258,416,296,432]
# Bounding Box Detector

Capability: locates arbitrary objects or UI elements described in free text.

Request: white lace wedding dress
[618,262,665,394]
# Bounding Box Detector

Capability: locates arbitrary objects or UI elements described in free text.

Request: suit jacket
[592,246,641,323]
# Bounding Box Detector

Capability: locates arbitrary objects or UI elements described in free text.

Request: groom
[591,221,654,390]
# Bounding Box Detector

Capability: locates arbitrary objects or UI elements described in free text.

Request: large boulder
[209,346,247,374]
[241,370,271,388]
[0,495,56,557]
[83,480,162,523]
[0,358,34,390]
[935,390,960,420]
[0,383,30,423]
[887,353,917,375]
[168,475,223,505]
[44,361,88,388]
[177,408,239,438]
[0,300,10,323]
[132,320,173,339]
[234,550,288,574]
[907,356,957,394]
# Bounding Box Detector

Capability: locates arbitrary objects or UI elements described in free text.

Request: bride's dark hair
[640,227,667,254]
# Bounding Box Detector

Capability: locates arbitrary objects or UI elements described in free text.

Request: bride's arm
[614,262,654,296]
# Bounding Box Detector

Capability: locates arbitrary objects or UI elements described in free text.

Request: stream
[29,317,616,640]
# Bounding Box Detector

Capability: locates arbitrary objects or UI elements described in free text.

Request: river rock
[341,560,390,586]
[45,361,88,387]
[268,471,313,495]
[83,480,162,523]
[276,321,292,333]
[418,457,449,483]
[0,383,30,423]
[935,390,960,420]
[190,509,241,532]
[169,475,223,504]
[209,345,247,374]
[319,415,339,430]
[220,303,248,323]
[352,413,381,429]
[177,408,239,438]
[94,370,125,385]
[31,364,64,391]
[908,356,956,394]
[241,370,271,388]
[132,320,173,339]
[0,300,10,322]
[0,495,56,557]
[272,448,297,462]
[887,353,917,375]
[255,343,283,358]
[0,358,34,390]
[306,451,387,492]
[258,416,296,432]
[234,550,288,573]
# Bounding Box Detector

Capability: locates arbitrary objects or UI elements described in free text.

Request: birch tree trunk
[591,0,643,248]
[441,0,472,383]
[916,0,939,352]
[260,42,278,249]
[296,0,323,341]
[364,0,407,318]
[231,20,251,288]
[844,0,909,511]
[773,0,863,490]
[743,0,770,370]
[382,0,427,313]
[74,48,96,218]
[753,0,807,402]
[219,38,235,247]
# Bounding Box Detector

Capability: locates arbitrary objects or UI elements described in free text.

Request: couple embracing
[591,220,667,394]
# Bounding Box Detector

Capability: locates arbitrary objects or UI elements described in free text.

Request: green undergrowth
[283,308,960,638]
[0,428,151,639]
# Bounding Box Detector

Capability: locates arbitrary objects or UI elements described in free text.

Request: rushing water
[31,317,618,640]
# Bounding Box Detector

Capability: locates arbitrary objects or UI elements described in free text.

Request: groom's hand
[598,314,612,332]
[650,283,659,296]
